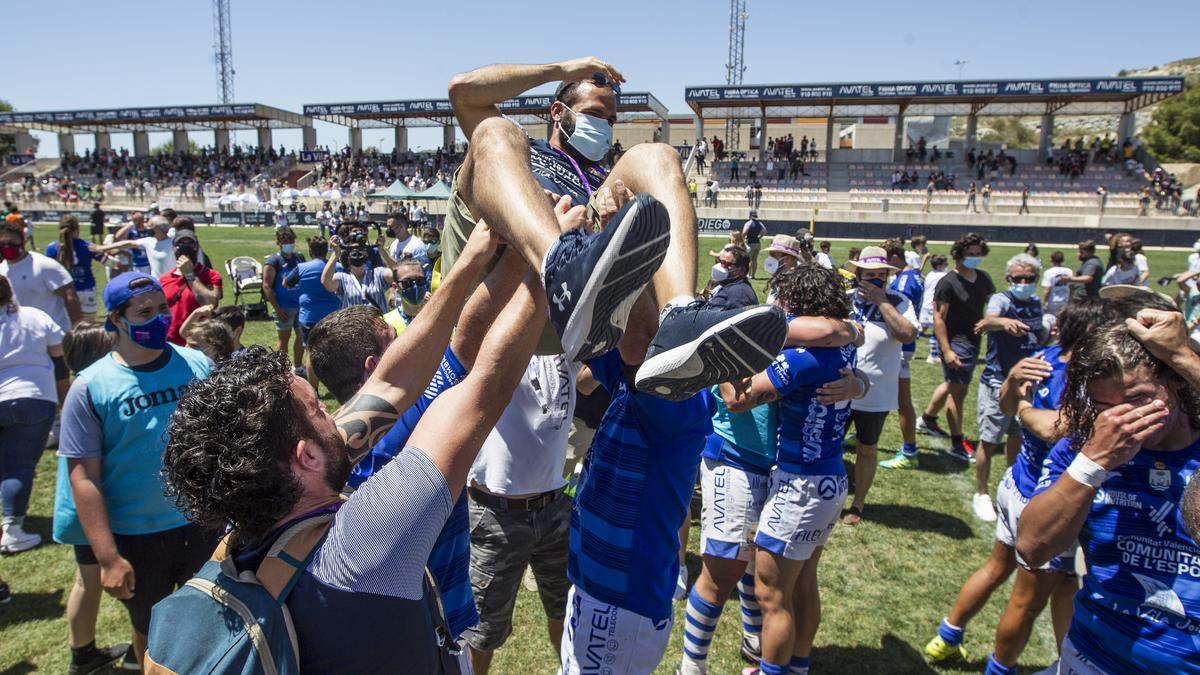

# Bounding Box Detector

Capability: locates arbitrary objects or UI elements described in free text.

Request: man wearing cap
[54,272,216,669]
[842,247,918,525]
[158,228,221,346]
[742,211,767,279]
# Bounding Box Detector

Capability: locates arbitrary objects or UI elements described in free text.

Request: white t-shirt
[468,355,579,495]
[387,235,428,265]
[905,250,922,271]
[851,289,919,413]
[0,252,74,332]
[1134,253,1149,279]
[1188,252,1200,275]
[816,251,835,269]
[1102,265,1141,287]
[135,236,176,277]
[920,270,948,324]
[0,305,64,404]
[1041,266,1073,312]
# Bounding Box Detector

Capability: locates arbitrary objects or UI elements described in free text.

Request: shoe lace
[547,230,586,272]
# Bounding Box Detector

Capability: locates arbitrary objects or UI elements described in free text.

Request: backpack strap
[424,568,463,675]
[257,514,334,601]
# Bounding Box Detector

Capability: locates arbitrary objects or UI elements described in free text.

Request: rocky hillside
[1052,57,1198,138]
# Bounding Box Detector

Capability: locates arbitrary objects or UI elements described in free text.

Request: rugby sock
[938,617,965,647]
[739,572,763,649]
[682,587,723,670]
[984,653,1018,675]
[759,660,789,675]
[901,441,919,458]
[789,655,810,675]
[929,335,940,359]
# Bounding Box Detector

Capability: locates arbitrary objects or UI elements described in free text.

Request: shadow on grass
[0,662,38,675]
[1,589,66,625]
[15,513,53,538]
[863,504,974,540]
[912,450,972,475]
[813,633,937,673]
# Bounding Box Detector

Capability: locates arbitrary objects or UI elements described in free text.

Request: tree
[152,139,203,156]
[0,98,16,156]
[1143,82,1200,162]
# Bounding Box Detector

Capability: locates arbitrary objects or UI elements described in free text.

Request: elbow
[1015,533,1051,568]
[897,327,918,344]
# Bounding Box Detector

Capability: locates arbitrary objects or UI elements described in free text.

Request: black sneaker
[740,634,762,664]
[0,579,10,604]
[635,303,788,401]
[543,192,670,363]
[119,643,140,670]
[68,642,130,675]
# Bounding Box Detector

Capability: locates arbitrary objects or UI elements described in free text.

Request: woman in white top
[322,232,397,312]
[1102,249,1143,287]
[0,273,66,554]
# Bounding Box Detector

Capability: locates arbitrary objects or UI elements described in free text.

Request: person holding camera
[159,229,221,346]
[322,227,395,312]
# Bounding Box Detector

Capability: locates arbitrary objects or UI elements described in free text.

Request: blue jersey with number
[1012,344,1066,498]
[889,268,924,354]
[1034,436,1200,673]
[765,344,856,475]
[569,351,710,622]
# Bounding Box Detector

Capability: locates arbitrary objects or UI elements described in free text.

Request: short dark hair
[163,347,309,545]
[1051,250,1064,264]
[308,236,329,259]
[770,263,850,319]
[173,216,195,231]
[910,235,927,248]
[276,226,296,243]
[308,305,390,403]
[1078,239,1096,252]
[161,208,178,223]
[950,232,989,261]
[63,323,113,373]
[0,220,23,239]
[881,237,904,260]
[210,305,246,332]
[387,211,408,224]
[554,80,591,108]
[929,253,948,269]
[723,245,750,271]
[185,321,236,362]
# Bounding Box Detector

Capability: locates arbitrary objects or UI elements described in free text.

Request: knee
[470,117,525,156]
[624,142,685,177]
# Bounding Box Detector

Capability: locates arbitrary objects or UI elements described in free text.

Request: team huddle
[9,57,1197,675]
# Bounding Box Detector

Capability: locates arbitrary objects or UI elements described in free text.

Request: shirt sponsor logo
[120,384,191,418]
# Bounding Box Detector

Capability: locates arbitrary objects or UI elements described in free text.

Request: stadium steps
[826,163,850,192]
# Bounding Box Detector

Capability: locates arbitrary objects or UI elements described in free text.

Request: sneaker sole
[635,305,787,401]
[0,538,42,555]
[561,194,670,362]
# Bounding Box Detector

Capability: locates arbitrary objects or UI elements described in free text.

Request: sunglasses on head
[590,72,621,95]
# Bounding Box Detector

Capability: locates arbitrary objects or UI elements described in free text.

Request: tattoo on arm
[332,393,401,462]
[754,389,779,406]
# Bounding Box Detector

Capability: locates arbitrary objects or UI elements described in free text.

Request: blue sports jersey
[127,226,150,267]
[889,268,924,354]
[1012,344,1066,498]
[285,259,342,326]
[1035,436,1200,673]
[765,344,857,475]
[45,239,101,292]
[343,348,478,639]
[569,351,710,622]
[705,386,776,475]
[981,292,1046,387]
[265,251,305,309]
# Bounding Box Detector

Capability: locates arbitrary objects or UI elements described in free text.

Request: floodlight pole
[724,0,747,152]
[213,0,235,105]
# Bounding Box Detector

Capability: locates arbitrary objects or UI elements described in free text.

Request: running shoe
[962,437,977,459]
[0,523,41,554]
[973,493,997,522]
[636,303,787,401]
[68,643,131,675]
[880,450,917,470]
[544,192,670,363]
[947,445,972,462]
[740,635,762,664]
[925,635,969,662]
[916,415,949,437]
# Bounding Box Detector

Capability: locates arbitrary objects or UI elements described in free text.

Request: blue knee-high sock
[739,572,762,642]
[789,655,810,674]
[984,653,1018,675]
[939,617,965,646]
[759,660,789,675]
[929,333,941,359]
[682,586,723,666]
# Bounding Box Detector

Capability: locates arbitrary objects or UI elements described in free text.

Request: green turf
[1,224,1191,673]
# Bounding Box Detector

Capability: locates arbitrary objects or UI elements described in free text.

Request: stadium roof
[684,77,1187,119]
[0,104,309,133]
[303,92,669,128]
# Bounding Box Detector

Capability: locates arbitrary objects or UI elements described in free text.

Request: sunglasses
[396,278,425,290]
[1008,275,1037,283]
[590,72,621,95]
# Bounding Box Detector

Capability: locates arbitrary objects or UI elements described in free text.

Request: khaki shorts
[442,167,603,355]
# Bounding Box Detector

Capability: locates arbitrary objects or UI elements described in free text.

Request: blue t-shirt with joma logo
[53,345,211,544]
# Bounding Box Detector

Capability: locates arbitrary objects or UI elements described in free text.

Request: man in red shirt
[159,230,221,345]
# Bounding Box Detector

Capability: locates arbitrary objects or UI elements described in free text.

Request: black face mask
[175,244,199,261]
[343,250,368,268]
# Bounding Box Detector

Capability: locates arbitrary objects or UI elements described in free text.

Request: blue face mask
[424,242,439,256]
[562,107,613,163]
[963,256,985,269]
[123,313,169,350]
[280,243,296,254]
[1009,282,1036,300]
[865,277,885,288]
[399,279,428,305]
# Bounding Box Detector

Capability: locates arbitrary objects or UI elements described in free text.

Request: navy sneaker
[947,445,972,462]
[68,643,131,675]
[635,303,788,401]
[543,193,670,363]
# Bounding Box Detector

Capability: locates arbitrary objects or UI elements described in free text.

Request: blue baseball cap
[103,272,163,330]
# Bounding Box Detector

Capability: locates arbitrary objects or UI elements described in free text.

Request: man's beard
[321,433,352,492]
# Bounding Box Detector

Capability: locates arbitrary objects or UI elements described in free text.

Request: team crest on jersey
[1149,462,1171,492]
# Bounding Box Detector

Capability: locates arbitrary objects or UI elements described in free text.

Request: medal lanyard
[550,146,605,200]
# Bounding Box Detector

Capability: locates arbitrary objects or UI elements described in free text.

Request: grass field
[1,223,1191,673]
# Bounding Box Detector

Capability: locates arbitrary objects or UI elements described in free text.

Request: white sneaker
[1,523,42,554]
[926,355,939,365]
[972,493,997,522]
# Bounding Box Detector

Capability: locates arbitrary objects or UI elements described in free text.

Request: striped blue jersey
[765,344,857,475]
[569,351,710,622]
[342,347,477,639]
[889,268,924,353]
[1012,344,1066,498]
[1035,436,1200,673]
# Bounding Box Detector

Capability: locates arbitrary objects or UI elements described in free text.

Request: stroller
[224,256,268,318]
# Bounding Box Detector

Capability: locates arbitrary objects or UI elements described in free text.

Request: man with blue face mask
[382,259,431,332]
[443,57,785,402]
[969,254,1051,522]
[54,272,216,669]
[919,232,995,464]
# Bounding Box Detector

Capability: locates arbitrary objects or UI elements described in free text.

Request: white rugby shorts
[558,585,672,675]
[994,467,1076,574]
[700,457,769,562]
[754,469,847,561]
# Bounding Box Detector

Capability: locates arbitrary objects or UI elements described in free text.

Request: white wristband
[1066,453,1111,489]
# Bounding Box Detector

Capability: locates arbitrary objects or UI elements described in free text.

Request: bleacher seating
[706,160,828,190]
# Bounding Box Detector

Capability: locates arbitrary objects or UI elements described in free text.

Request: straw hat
[847,246,899,272]
[767,235,805,260]
[1098,284,1174,303]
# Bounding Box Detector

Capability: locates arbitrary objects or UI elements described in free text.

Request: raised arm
[448,57,624,140]
[332,223,499,462]
[320,240,342,295]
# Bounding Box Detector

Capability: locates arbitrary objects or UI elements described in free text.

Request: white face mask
[763,256,780,275]
[711,263,730,283]
[560,107,613,163]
